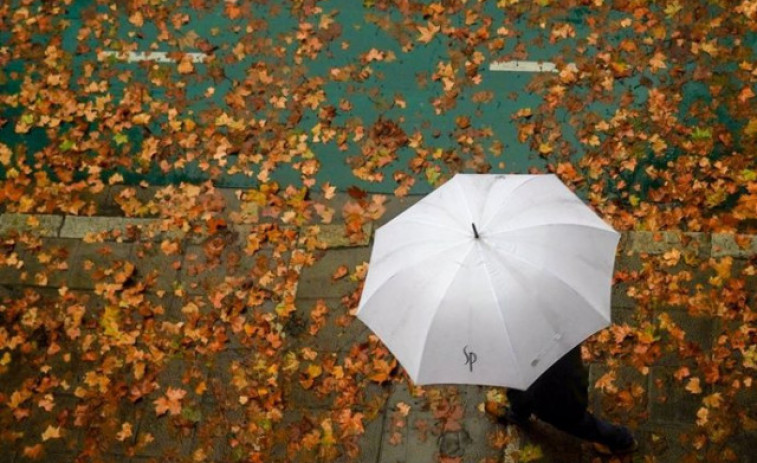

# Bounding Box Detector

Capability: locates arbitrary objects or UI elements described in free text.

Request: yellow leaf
[116,422,133,442]
[41,425,62,441]
[696,406,708,426]
[703,393,723,409]
[664,1,682,16]
[686,377,702,394]
[538,143,553,155]
[745,118,757,136]
[307,363,323,379]
[101,305,121,338]
[0,143,12,165]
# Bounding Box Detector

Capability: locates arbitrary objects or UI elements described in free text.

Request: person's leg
[506,389,534,421]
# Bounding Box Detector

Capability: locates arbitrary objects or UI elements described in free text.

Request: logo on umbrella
[463,345,477,372]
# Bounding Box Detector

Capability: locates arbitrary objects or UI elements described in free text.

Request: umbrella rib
[415,242,476,384]
[454,175,475,226]
[393,218,469,236]
[359,239,473,318]
[478,243,527,387]
[487,242,611,325]
[486,222,617,237]
[481,176,541,230]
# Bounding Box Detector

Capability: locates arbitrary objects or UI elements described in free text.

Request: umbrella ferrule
[472,223,480,239]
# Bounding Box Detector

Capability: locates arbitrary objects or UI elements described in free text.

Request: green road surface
[1,1,753,195]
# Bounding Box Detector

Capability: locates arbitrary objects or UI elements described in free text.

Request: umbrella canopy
[356,174,620,390]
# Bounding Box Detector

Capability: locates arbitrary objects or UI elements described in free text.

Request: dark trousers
[508,389,633,450]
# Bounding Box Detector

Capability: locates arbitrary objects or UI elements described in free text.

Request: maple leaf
[116,422,133,442]
[649,52,667,72]
[177,57,194,75]
[332,265,349,280]
[23,444,44,459]
[686,377,702,395]
[41,425,62,441]
[417,22,441,43]
[388,431,403,446]
[154,387,187,416]
[321,182,336,199]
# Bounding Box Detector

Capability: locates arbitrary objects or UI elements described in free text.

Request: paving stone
[711,233,757,258]
[455,385,503,462]
[628,231,710,257]
[588,364,649,427]
[85,186,125,217]
[179,233,286,296]
[296,248,371,300]
[376,383,440,463]
[8,394,118,458]
[65,241,136,290]
[132,400,197,458]
[516,419,584,463]
[286,298,369,353]
[613,250,643,273]
[375,195,422,227]
[313,222,373,248]
[634,422,700,463]
[216,187,244,215]
[306,192,352,223]
[717,428,757,463]
[654,310,716,367]
[59,216,158,241]
[648,366,707,425]
[0,214,63,238]
[358,402,386,463]
[132,241,182,294]
[2,238,77,287]
[108,185,164,218]
[611,282,637,311]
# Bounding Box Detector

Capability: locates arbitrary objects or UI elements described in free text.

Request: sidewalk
[0,186,755,463]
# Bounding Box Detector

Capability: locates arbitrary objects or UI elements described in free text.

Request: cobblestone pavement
[0,186,755,462]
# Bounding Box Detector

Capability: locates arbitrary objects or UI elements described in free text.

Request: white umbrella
[356,174,620,390]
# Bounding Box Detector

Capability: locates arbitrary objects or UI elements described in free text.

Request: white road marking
[98,51,209,63]
[489,60,577,73]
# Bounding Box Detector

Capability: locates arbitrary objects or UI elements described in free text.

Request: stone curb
[1,213,755,256]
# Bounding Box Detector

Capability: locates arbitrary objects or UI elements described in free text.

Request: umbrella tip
[472,223,480,239]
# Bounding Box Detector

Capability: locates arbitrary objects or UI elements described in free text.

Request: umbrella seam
[414,241,476,384]
[481,175,541,230]
[487,242,613,326]
[478,241,528,389]
[387,218,469,237]
[486,222,618,237]
[357,238,472,315]
[358,240,475,381]
[455,175,476,230]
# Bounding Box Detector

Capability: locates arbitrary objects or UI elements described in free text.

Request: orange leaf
[154,387,187,416]
[177,57,194,75]
[332,265,349,280]
[686,378,702,395]
[23,444,44,458]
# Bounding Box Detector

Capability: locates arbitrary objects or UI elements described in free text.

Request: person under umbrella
[492,345,638,455]
[357,173,638,454]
